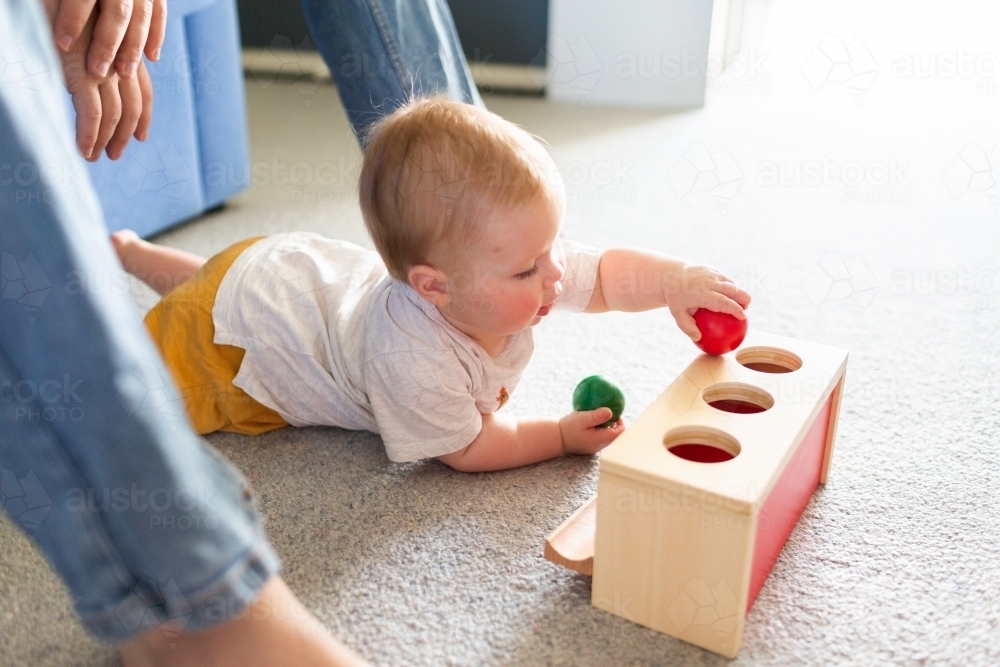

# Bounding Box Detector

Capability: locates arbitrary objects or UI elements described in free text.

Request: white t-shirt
[212,232,601,462]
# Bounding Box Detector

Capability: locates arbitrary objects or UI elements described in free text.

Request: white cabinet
[546,0,716,108]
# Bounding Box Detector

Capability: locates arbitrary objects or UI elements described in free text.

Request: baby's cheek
[507,291,542,323]
[489,287,542,329]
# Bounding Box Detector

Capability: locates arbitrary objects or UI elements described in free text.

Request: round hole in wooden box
[702,382,774,414]
[736,346,803,374]
[664,426,741,463]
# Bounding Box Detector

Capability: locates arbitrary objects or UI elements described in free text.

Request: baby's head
[359,97,568,343]
[360,96,563,280]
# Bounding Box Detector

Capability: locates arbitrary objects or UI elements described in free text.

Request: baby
[113,96,750,472]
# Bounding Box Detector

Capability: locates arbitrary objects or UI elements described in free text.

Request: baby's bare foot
[110,229,141,269]
[119,577,368,667]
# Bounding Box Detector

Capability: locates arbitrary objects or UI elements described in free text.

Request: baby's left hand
[666,264,751,342]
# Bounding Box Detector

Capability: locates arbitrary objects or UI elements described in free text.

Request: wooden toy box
[545,331,848,657]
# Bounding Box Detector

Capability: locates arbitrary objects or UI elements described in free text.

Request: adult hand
[61,11,153,161]
[51,0,166,79]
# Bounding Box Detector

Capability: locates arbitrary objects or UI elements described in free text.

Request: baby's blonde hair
[359,96,562,282]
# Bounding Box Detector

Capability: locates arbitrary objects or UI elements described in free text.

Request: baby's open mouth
[537,303,553,316]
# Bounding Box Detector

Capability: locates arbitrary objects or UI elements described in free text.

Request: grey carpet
[2,0,999,664]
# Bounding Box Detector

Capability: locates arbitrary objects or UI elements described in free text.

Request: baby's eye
[515,266,539,280]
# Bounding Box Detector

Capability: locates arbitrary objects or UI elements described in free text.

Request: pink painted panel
[746,394,834,611]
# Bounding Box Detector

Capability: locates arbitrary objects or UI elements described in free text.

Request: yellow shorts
[143,237,289,435]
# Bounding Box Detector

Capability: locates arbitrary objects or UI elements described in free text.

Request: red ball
[693,308,748,355]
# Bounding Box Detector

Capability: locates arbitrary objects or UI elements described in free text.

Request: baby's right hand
[559,408,625,456]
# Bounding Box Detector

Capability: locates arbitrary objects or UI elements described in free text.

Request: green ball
[572,375,625,427]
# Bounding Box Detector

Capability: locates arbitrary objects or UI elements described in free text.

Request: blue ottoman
[80,0,250,237]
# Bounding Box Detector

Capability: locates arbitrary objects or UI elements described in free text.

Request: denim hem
[79,538,282,644]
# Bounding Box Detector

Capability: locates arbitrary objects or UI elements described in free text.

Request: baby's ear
[408,264,451,306]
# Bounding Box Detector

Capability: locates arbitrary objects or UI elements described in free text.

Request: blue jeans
[300,0,485,143]
[1,0,479,646]
[0,0,282,644]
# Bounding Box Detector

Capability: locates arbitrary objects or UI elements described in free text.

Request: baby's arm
[585,248,752,342]
[437,408,623,473]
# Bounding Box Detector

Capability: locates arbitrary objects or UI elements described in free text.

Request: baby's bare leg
[119,576,369,667]
[111,230,208,295]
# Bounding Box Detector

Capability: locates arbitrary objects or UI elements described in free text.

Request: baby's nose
[544,258,566,285]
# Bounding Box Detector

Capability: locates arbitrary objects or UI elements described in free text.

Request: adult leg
[120,577,369,667]
[299,0,484,144]
[0,0,279,640]
[0,1,365,664]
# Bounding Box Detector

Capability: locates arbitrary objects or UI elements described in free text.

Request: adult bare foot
[119,576,369,667]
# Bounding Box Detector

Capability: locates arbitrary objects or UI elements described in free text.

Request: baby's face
[440,194,565,346]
